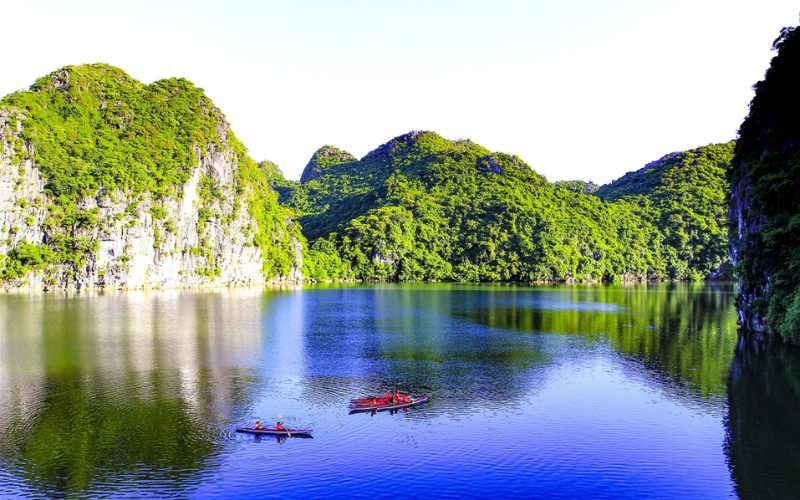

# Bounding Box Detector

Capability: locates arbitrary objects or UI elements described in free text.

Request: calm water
[0,283,798,498]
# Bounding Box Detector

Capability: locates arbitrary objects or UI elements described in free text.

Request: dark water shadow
[725,336,800,499]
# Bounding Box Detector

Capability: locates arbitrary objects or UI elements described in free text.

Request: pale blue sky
[2,1,797,183]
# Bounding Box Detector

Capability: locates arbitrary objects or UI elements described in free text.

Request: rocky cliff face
[729,26,800,342]
[728,160,768,332]
[0,139,300,291]
[0,65,302,291]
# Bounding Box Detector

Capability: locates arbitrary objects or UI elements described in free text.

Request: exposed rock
[477,154,502,174]
[729,26,800,341]
[0,88,302,291]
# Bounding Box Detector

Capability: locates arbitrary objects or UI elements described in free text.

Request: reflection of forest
[292,284,738,413]
[0,290,265,496]
[449,283,739,399]
[726,341,800,499]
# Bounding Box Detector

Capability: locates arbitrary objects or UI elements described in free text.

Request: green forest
[0,64,738,287]
[274,131,733,283]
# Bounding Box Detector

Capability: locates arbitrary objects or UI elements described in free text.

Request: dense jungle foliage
[596,142,735,280]
[730,26,800,344]
[0,64,301,282]
[275,131,731,283]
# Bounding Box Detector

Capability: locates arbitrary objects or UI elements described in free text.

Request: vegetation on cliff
[729,26,800,343]
[0,64,736,289]
[0,64,301,284]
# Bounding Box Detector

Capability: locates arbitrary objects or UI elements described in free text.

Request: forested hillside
[596,142,735,280]
[273,130,734,282]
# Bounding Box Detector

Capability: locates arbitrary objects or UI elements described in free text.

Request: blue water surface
[0,282,788,498]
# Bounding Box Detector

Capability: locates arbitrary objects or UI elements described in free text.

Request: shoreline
[0,277,737,295]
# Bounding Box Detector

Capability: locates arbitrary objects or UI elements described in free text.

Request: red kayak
[236,427,312,437]
[350,397,389,405]
[349,395,429,413]
[350,393,409,405]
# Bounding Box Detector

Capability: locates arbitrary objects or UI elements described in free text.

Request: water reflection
[0,290,267,497]
[0,283,781,498]
[726,339,800,499]
[295,285,554,413]
[451,283,738,401]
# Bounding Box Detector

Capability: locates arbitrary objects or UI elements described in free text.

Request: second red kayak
[349,395,429,413]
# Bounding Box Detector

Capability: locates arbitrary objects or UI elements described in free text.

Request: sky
[1,0,798,184]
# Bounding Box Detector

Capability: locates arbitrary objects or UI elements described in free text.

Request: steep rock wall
[728,160,768,332]
[728,26,800,342]
[0,113,301,291]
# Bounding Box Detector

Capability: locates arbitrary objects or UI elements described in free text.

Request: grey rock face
[0,116,302,291]
[728,160,768,332]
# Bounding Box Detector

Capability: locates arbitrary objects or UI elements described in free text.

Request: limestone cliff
[729,26,800,343]
[0,64,303,291]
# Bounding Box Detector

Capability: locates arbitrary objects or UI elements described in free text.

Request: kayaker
[254,420,263,430]
[275,421,284,431]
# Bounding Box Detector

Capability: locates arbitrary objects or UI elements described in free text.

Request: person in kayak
[254,420,263,430]
[275,421,284,431]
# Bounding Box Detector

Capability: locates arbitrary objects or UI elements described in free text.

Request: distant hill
[0,65,736,289]
[279,130,672,282]
[596,142,735,279]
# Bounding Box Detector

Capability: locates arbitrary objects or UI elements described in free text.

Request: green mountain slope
[596,142,735,279]
[282,131,670,282]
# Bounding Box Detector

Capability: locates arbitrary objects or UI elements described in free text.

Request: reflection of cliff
[451,283,738,400]
[0,290,264,496]
[726,341,800,499]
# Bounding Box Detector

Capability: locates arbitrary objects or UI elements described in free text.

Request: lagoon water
[1,283,798,498]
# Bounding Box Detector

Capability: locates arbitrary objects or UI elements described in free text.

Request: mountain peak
[30,63,142,94]
[300,145,357,183]
[361,130,455,164]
